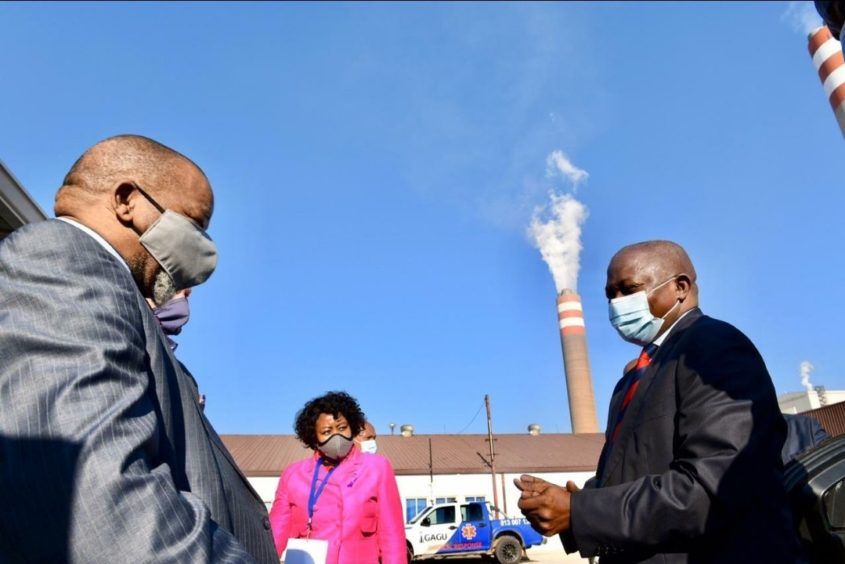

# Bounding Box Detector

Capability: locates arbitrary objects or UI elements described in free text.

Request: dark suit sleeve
[0,227,253,562]
[568,321,785,556]
[560,474,598,553]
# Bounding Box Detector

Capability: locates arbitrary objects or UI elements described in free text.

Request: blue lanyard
[307,459,337,530]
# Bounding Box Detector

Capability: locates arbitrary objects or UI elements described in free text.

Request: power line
[456,400,485,434]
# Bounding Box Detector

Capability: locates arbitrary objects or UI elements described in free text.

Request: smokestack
[557,290,598,433]
[809,26,845,138]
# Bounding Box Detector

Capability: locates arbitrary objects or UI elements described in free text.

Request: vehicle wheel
[406,543,414,563]
[494,536,523,564]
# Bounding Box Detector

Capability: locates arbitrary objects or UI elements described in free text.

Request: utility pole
[429,437,434,504]
[485,394,500,518]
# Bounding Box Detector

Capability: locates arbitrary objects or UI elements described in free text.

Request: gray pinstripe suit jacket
[0,220,277,563]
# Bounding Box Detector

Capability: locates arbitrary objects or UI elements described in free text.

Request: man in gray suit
[0,135,277,562]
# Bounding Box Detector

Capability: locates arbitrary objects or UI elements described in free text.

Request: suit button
[263,517,271,530]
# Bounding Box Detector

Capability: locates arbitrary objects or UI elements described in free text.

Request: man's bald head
[610,241,697,294]
[53,135,214,304]
[357,421,377,442]
[56,135,211,217]
[606,240,699,340]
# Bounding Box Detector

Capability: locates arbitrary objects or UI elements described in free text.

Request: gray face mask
[135,185,218,289]
[317,434,354,461]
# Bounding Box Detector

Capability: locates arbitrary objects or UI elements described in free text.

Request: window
[405,498,428,523]
[435,497,457,505]
[465,495,486,503]
[461,503,484,522]
[429,505,456,525]
[823,479,845,530]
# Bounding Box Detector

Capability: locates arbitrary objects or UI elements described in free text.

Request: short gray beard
[152,269,177,306]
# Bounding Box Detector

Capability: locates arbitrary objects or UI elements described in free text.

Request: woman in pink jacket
[269,391,406,563]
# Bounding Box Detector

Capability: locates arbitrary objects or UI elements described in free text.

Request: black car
[785,434,845,563]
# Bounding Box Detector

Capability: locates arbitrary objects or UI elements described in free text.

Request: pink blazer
[269,446,406,563]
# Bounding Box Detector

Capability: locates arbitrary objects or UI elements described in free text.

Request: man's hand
[514,474,572,536]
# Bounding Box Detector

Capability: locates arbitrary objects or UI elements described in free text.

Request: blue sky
[2,2,842,435]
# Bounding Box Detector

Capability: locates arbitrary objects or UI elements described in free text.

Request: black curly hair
[294,391,366,449]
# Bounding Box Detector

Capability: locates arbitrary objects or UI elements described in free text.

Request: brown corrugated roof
[805,400,845,437]
[220,433,605,477]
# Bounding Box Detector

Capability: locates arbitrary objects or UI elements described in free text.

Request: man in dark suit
[516,240,799,563]
[0,135,277,562]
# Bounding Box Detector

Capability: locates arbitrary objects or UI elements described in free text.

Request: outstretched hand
[514,474,573,536]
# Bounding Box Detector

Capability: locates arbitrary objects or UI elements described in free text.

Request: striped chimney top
[557,291,585,335]
[809,26,845,138]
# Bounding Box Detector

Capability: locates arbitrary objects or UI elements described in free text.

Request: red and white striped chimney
[557,290,598,433]
[809,26,845,138]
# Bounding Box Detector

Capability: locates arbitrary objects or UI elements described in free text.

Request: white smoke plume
[529,192,588,292]
[783,2,823,35]
[546,150,589,188]
[800,360,815,393]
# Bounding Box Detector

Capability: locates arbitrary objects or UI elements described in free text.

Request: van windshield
[409,507,433,525]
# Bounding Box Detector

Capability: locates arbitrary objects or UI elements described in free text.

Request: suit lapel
[596,376,628,481]
[198,408,265,502]
[599,309,703,485]
[170,346,264,502]
[137,291,265,504]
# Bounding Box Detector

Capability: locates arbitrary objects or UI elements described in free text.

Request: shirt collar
[653,308,694,347]
[57,217,130,273]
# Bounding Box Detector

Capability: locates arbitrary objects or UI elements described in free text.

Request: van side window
[823,479,845,530]
[461,503,484,522]
[430,506,456,525]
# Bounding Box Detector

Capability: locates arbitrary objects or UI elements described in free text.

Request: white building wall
[251,476,282,511]
[247,470,596,517]
[394,471,595,519]
[247,470,595,562]
[249,472,593,516]
[779,390,845,414]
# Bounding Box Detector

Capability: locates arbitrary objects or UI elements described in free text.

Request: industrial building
[779,388,845,414]
[221,430,604,521]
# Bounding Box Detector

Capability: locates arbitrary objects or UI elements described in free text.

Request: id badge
[282,537,328,564]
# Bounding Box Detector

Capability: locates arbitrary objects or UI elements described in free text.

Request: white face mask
[359,439,378,454]
[608,276,680,346]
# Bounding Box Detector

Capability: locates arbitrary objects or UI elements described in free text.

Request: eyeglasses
[133,183,167,214]
[132,182,208,231]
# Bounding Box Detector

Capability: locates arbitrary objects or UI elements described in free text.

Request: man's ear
[675,274,692,301]
[112,182,137,225]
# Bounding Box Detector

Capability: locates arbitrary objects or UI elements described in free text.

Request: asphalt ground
[414,544,590,563]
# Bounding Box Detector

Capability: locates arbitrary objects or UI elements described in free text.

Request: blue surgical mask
[359,439,378,454]
[608,276,680,346]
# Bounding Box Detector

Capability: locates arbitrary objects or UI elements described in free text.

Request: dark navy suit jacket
[564,309,800,563]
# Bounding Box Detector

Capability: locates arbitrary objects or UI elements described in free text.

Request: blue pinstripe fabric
[0,220,276,562]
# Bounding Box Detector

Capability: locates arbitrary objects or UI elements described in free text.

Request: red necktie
[611,343,659,443]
